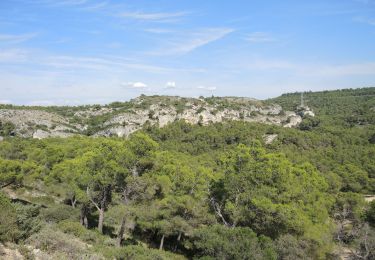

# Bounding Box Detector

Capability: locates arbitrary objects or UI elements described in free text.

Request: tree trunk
[83,216,88,228]
[174,232,182,251]
[159,234,165,250]
[116,216,126,247]
[80,204,89,228]
[98,207,104,233]
[80,214,89,228]
[71,197,77,208]
[132,165,138,177]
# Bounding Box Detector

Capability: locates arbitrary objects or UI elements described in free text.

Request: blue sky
[1,0,375,105]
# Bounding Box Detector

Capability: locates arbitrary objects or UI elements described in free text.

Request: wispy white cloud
[0,33,37,44]
[144,28,174,34]
[120,11,188,22]
[152,28,234,55]
[58,0,88,5]
[244,59,295,70]
[355,0,375,5]
[122,82,148,89]
[80,1,108,11]
[0,49,29,62]
[35,0,88,7]
[305,62,375,76]
[354,16,375,26]
[246,32,276,43]
[0,48,205,75]
[197,86,217,91]
[107,42,122,49]
[237,58,375,77]
[165,81,176,88]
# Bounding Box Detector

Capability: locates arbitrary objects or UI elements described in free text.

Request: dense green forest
[0,88,374,259]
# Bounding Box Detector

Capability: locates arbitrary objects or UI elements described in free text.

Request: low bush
[58,220,104,244]
[0,193,19,242]
[99,245,186,260]
[40,204,79,223]
[27,225,97,258]
[14,203,41,241]
[191,225,277,260]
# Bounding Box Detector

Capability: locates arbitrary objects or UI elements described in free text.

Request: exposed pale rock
[302,110,315,117]
[33,129,76,139]
[0,109,78,137]
[284,115,303,128]
[0,96,307,138]
[94,125,141,138]
[263,134,278,144]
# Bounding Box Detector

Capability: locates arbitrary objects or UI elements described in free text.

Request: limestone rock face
[263,134,278,144]
[297,105,315,118]
[0,109,78,138]
[284,115,303,128]
[32,129,75,139]
[0,95,307,139]
[302,110,315,117]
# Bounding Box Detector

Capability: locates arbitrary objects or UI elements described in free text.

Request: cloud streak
[152,28,234,55]
[122,82,148,88]
[165,81,176,88]
[306,62,375,76]
[35,0,89,7]
[0,49,29,62]
[0,33,38,44]
[197,86,217,91]
[120,11,188,22]
[354,16,375,26]
[0,49,204,74]
[246,32,276,43]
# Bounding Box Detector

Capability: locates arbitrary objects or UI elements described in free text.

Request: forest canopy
[0,88,374,259]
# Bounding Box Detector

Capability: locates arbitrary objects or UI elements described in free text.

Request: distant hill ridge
[1,87,374,139]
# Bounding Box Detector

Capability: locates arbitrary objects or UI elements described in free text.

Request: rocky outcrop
[94,102,298,137]
[283,115,303,128]
[297,105,315,117]
[0,109,79,138]
[263,134,278,144]
[0,95,307,139]
[32,129,76,139]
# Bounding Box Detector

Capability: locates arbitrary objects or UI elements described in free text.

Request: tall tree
[213,142,334,253]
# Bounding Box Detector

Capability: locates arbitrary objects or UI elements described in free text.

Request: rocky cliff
[0,95,312,139]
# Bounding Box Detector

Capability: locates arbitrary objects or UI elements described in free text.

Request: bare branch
[210,197,232,227]
[86,186,100,211]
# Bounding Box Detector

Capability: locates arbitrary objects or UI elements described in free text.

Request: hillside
[268,87,375,128]
[0,95,313,139]
[0,87,374,260]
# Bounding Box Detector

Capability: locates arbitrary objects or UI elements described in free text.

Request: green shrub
[99,245,186,260]
[0,193,19,242]
[299,116,320,131]
[27,225,97,258]
[0,121,16,136]
[40,204,79,223]
[58,220,104,244]
[275,235,313,260]
[192,225,277,260]
[366,201,375,227]
[14,203,42,241]
[196,107,205,114]
[27,196,56,206]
